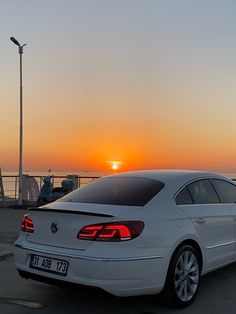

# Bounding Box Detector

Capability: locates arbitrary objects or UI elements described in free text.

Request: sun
[112,163,118,170]
[108,160,122,171]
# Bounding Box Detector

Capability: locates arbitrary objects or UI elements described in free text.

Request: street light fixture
[10,36,27,206]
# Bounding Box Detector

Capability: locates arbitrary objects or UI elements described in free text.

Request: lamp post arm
[19,44,27,54]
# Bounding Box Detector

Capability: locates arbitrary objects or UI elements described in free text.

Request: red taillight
[21,215,34,233]
[77,221,144,241]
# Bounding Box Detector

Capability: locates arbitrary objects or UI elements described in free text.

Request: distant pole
[10,37,27,206]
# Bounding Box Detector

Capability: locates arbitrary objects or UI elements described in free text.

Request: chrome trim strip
[206,241,236,250]
[15,244,163,262]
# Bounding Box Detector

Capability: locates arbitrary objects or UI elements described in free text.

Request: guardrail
[1,174,100,202]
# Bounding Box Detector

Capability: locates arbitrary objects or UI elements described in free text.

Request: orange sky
[1,1,236,174]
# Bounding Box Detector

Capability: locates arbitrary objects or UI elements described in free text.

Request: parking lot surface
[1,207,236,313]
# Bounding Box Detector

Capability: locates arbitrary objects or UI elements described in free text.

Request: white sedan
[14,170,236,307]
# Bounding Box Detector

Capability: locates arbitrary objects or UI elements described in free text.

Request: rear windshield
[60,177,165,206]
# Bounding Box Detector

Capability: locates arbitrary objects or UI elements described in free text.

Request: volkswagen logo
[50,222,59,234]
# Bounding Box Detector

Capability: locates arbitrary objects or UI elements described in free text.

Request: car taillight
[21,215,34,233]
[77,221,144,241]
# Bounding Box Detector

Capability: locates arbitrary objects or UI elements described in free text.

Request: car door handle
[195,218,206,225]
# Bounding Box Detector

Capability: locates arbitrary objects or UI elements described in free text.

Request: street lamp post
[10,37,27,206]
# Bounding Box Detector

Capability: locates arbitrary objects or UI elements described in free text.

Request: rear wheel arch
[172,239,203,272]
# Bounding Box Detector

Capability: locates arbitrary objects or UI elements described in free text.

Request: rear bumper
[14,243,169,297]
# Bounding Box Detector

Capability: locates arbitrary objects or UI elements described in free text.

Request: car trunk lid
[24,202,141,250]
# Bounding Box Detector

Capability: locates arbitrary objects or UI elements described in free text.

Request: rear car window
[212,179,236,203]
[60,177,165,206]
[187,179,220,204]
[175,187,193,205]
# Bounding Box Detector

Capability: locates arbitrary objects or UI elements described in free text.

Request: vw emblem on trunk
[50,222,59,234]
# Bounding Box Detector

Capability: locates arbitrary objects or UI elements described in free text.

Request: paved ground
[1,207,236,313]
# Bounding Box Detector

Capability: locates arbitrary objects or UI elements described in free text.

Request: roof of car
[107,170,231,186]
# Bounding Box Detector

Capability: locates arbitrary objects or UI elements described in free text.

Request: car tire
[161,244,201,308]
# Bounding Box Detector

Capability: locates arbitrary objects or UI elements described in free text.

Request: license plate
[29,255,68,276]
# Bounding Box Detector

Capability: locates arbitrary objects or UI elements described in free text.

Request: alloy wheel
[174,250,199,302]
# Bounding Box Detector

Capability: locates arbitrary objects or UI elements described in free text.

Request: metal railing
[1,174,100,201]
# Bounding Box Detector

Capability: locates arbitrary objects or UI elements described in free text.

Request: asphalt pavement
[1,207,236,314]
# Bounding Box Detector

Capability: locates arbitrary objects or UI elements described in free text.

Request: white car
[14,170,236,307]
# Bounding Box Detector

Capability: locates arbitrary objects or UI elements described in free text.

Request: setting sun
[112,163,118,170]
[107,160,122,171]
